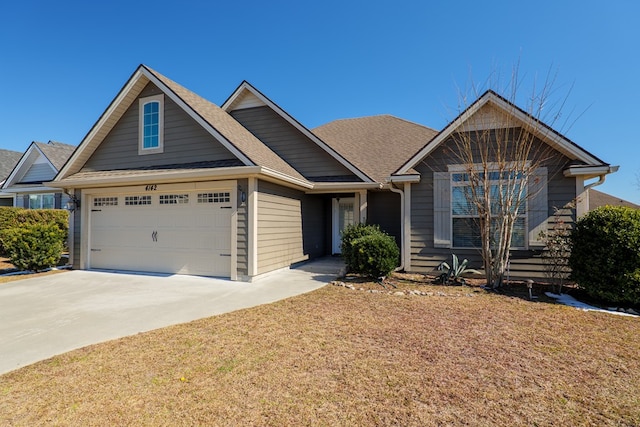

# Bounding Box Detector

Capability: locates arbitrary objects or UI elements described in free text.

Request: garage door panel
[90,189,233,277]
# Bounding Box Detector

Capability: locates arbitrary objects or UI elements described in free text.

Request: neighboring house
[1,141,76,209]
[588,189,640,210]
[0,149,23,206]
[50,65,617,280]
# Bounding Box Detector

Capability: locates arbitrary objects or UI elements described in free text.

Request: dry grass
[1,275,639,426]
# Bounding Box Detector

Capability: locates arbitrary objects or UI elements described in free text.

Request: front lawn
[1,276,639,426]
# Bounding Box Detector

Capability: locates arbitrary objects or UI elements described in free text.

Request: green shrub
[0,207,69,254]
[341,224,399,278]
[569,206,640,305]
[340,224,382,269]
[1,224,66,271]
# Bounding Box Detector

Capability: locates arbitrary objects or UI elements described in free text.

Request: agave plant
[436,254,481,285]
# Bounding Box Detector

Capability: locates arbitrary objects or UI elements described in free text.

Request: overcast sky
[1,0,638,203]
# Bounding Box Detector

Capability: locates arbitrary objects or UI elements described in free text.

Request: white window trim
[448,164,529,250]
[138,94,164,155]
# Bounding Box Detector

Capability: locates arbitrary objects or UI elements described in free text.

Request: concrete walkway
[0,257,344,375]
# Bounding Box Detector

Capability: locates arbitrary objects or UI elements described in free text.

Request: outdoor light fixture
[65,195,81,212]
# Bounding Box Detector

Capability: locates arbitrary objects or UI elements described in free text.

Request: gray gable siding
[82,83,238,172]
[408,130,576,279]
[230,106,357,180]
[20,162,56,183]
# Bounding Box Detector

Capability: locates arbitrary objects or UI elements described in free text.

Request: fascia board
[387,174,421,183]
[2,143,41,189]
[223,82,374,183]
[396,91,605,174]
[56,68,149,180]
[563,165,619,177]
[395,97,488,175]
[48,166,264,189]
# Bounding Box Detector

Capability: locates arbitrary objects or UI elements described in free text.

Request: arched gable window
[139,94,164,154]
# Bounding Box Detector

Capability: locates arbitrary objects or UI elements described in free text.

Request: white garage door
[89,189,233,277]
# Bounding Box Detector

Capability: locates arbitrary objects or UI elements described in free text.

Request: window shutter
[528,167,548,248]
[54,193,62,209]
[433,171,451,248]
[23,194,30,208]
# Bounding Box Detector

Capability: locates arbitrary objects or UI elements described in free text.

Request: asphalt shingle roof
[36,141,76,171]
[144,66,307,183]
[313,115,438,182]
[0,149,22,180]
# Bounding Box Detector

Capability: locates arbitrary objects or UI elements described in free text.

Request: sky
[1,0,639,203]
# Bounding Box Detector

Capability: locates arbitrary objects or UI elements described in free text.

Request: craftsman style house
[50,65,617,280]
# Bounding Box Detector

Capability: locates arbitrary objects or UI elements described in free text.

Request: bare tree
[447,65,571,288]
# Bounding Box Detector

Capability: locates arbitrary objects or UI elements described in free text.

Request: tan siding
[82,83,237,171]
[408,130,577,279]
[256,181,306,275]
[231,106,356,180]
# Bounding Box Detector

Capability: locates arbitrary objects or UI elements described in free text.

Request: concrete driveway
[0,258,343,375]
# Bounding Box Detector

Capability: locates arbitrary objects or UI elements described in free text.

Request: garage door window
[198,192,230,203]
[125,195,152,206]
[94,197,118,207]
[159,194,189,205]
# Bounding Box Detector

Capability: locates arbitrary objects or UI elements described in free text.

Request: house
[2,141,76,209]
[50,65,617,280]
[0,149,23,206]
[588,189,640,210]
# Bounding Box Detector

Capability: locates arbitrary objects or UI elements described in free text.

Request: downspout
[389,183,405,272]
[584,174,606,191]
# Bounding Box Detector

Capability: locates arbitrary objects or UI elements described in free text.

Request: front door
[332,197,355,254]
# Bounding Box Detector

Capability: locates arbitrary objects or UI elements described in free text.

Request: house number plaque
[145,185,158,191]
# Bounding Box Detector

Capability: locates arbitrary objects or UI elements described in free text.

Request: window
[94,197,118,207]
[138,95,164,154]
[28,194,54,209]
[450,171,527,249]
[434,167,548,250]
[159,194,189,205]
[197,192,231,204]
[125,195,152,206]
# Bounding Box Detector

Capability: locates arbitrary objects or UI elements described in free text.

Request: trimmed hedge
[341,224,399,278]
[569,206,640,306]
[1,223,66,271]
[0,207,69,254]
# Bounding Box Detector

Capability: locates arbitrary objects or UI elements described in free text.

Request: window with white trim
[451,171,526,248]
[139,94,164,154]
[433,167,548,250]
[28,194,55,209]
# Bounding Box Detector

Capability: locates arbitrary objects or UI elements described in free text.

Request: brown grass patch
[1,276,639,426]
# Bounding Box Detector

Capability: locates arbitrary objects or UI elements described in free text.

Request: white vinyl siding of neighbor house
[256,181,306,275]
[21,162,56,183]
